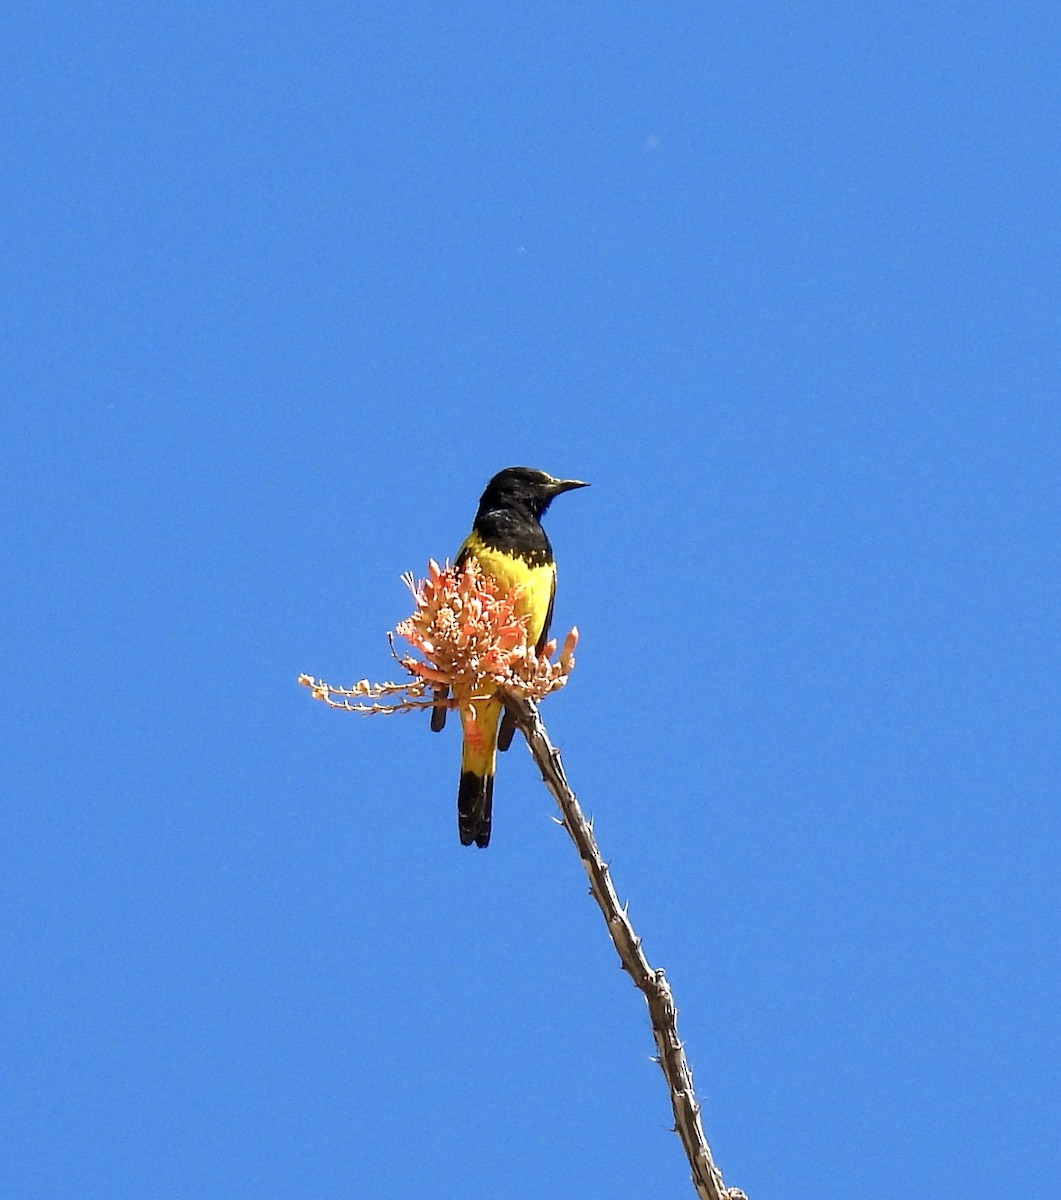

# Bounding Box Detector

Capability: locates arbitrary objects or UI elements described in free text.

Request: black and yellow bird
[432,467,588,848]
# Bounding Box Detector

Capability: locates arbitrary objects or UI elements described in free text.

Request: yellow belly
[459,531,555,646]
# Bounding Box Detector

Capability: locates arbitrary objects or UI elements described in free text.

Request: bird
[431,467,588,848]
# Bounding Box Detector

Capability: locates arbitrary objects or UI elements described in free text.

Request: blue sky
[4,3,1060,1197]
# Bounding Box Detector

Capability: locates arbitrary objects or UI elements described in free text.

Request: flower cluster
[298,559,577,717]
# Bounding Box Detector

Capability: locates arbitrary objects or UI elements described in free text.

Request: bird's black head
[477,466,589,519]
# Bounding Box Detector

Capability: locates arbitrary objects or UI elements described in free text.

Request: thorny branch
[300,562,746,1198]
[498,691,747,1200]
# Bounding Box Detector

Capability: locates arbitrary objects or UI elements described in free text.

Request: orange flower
[299,560,577,717]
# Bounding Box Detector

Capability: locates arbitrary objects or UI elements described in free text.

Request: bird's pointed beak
[549,477,590,495]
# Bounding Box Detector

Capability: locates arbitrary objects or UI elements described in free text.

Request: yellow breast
[459,531,556,646]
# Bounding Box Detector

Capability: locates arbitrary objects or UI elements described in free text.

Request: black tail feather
[457,770,493,848]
